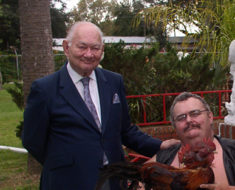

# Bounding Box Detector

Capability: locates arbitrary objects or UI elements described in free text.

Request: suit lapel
[95,68,111,134]
[59,65,100,132]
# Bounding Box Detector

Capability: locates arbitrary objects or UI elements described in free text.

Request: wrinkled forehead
[173,97,204,115]
[74,25,103,45]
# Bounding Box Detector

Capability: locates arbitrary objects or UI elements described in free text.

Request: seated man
[148,92,235,190]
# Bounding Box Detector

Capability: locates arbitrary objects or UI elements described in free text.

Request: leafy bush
[54,53,67,71]
[101,42,228,123]
[101,41,160,95]
[5,81,24,110]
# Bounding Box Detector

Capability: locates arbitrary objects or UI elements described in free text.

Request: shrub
[100,42,228,123]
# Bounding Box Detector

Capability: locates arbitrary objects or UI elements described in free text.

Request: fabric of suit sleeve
[118,76,162,157]
[22,80,50,164]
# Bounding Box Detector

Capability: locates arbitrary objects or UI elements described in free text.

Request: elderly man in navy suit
[22,21,178,190]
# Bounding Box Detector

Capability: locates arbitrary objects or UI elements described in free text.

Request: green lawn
[0,87,40,189]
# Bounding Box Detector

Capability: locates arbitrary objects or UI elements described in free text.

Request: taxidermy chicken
[96,138,216,190]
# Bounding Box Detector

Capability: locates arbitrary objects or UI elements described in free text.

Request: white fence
[0,145,27,153]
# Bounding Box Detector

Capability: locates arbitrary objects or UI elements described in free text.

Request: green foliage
[136,0,235,67]
[0,0,20,50]
[54,53,67,71]
[0,55,22,82]
[68,0,166,38]
[15,120,23,140]
[101,42,228,123]
[102,42,227,94]
[0,0,68,51]
[101,41,159,95]
[152,48,227,93]
[70,0,115,26]
[112,2,145,36]
[5,81,24,110]
[50,7,68,38]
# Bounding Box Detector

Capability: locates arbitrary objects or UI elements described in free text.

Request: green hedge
[100,42,228,123]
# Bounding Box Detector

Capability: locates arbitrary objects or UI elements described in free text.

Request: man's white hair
[66,21,104,46]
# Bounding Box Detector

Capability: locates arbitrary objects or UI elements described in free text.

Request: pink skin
[173,97,214,148]
[63,23,104,77]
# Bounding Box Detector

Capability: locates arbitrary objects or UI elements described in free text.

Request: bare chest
[212,141,229,185]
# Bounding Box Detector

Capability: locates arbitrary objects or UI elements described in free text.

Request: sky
[53,0,79,12]
[56,0,127,12]
[65,0,79,11]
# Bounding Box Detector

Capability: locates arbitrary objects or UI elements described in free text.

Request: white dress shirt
[67,63,101,123]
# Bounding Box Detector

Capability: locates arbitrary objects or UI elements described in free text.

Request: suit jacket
[23,64,162,190]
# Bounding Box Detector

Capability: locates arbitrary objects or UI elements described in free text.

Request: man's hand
[160,139,180,150]
[200,184,235,190]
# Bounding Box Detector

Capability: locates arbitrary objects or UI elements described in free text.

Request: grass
[0,86,40,189]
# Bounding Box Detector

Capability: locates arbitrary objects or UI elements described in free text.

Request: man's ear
[208,111,214,121]
[62,40,69,56]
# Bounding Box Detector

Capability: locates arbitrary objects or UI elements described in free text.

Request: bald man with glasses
[147,92,235,190]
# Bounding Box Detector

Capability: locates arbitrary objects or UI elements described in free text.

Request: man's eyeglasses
[174,109,208,122]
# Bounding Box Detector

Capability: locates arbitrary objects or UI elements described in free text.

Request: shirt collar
[67,62,96,83]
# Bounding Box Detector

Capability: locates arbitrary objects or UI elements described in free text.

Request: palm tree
[19,0,54,173]
[135,0,235,67]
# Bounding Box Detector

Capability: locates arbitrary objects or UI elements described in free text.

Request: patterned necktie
[81,77,108,165]
[81,77,101,130]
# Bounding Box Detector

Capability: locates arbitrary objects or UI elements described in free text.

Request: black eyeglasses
[174,109,208,122]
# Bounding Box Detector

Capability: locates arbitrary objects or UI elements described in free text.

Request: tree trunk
[19,0,54,174]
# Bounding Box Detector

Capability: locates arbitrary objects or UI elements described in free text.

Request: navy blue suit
[23,64,162,190]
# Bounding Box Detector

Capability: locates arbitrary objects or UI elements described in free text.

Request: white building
[53,36,196,52]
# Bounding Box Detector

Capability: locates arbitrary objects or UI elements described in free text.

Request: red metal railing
[128,153,150,163]
[126,90,232,127]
